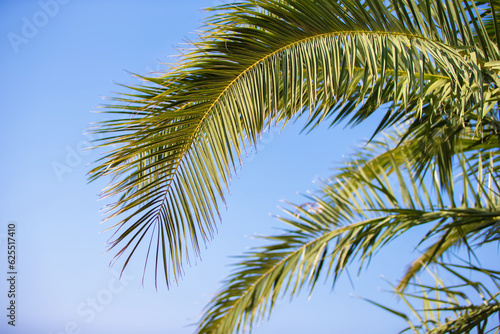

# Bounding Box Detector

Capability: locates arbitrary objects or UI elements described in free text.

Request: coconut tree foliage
[89,0,500,332]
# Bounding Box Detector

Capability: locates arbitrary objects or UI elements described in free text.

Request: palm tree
[88,0,500,332]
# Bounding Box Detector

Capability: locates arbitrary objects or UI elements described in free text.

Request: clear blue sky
[2,1,491,333]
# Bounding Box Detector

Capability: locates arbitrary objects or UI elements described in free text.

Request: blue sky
[2,1,493,333]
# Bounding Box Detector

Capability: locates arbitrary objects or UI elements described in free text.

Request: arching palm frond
[89,0,500,286]
[197,130,500,333]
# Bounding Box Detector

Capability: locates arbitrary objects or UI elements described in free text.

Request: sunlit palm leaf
[197,131,500,333]
[89,0,500,286]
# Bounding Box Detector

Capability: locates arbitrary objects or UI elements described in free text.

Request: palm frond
[197,205,339,333]
[198,130,500,333]
[89,0,500,286]
[366,262,500,334]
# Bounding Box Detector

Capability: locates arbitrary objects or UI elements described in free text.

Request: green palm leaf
[89,0,500,286]
[197,130,500,333]
[366,263,500,333]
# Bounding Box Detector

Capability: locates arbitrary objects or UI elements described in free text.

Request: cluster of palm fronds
[89,0,500,332]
